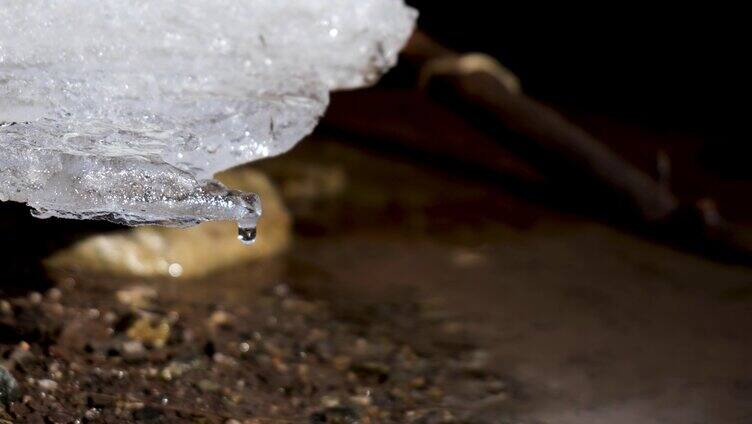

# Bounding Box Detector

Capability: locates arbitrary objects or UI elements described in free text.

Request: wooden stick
[401,31,751,263]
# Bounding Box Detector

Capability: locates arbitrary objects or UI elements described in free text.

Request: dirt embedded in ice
[0,0,416,236]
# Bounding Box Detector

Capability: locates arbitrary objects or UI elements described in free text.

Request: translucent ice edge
[0,0,417,241]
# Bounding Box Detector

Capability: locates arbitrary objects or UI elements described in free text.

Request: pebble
[0,300,12,316]
[273,284,290,297]
[349,394,371,406]
[121,340,147,362]
[197,379,220,393]
[208,310,234,329]
[320,395,340,408]
[38,379,59,392]
[116,286,157,310]
[159,361,198,381]
[46,288,63,302]
[309,406,359,424]
[28,292,43,305]
[350,361,390,383]
[0,365,20,407]
[213,353,238,367]
[132,405,163,422]
[103,311,118,325]
[7,341,35,372]
[84,408,101,420]
[126,317,170,348]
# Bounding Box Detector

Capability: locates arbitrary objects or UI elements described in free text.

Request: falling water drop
[237,225,257,245]
[235,191,261,245]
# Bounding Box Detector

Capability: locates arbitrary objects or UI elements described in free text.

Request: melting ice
[0,0,416,241]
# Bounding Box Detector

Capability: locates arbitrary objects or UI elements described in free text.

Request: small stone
[46,288,63,301]
[121,340,147,362]
[350,361,390,383]
[116,286,158,310]
[27,292,42,305]
[238,341,252,353]
[7,342,35,372]
[84,408,101,420]
[460,350,490,374]
[273,284,290,297]
[197,380,220,393]
[159,368,173,382]
[166,310,180,324]
[132,405,163,423]
[272,356,289,373]
[0,300,12,316]
[60,277,77,289]
[48,362,64,380]
[320,395,340,408]
[349,394,371,406]
[310,406,359,424]
[0,365,20,407]
[410,376,427,389]
[213,353,238,367]
[159,361,198,381]
[126,317,170,348]
[38,379,58,392]
[103,311,118,325]
[208,310,234,329]
[332,356,351,371]
[48,303,65,316]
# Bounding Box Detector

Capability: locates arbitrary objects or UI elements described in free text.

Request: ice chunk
[0,0,416,232]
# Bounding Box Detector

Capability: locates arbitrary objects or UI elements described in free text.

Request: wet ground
[1,104,752,423]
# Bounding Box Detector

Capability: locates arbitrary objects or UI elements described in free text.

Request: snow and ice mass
[0,0,416,242]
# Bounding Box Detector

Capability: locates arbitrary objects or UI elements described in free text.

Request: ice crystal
[0,0,416,236]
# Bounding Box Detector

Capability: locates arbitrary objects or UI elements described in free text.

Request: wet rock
[0,366,20,408]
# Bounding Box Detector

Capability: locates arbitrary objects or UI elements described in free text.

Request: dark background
[408,2,748,141]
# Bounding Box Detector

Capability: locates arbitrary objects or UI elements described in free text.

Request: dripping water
[236,192,261,246]
[237,225,257,245]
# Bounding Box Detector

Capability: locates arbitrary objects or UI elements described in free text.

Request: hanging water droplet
[237,225,257,245]
[235,191,261,245]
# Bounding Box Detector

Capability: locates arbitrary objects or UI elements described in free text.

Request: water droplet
[238,225,257,245]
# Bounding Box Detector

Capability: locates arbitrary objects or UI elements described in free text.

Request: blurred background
[1,3,751,423]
